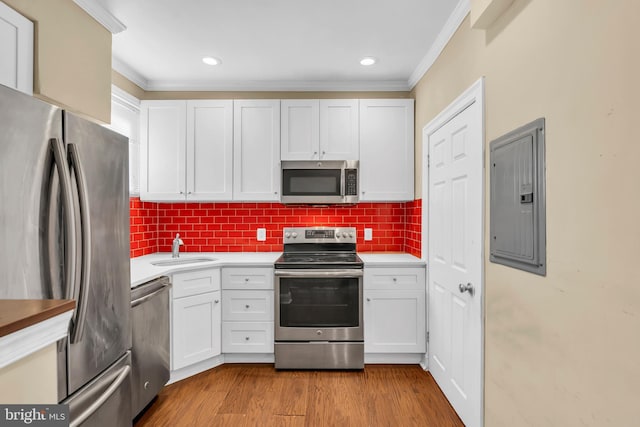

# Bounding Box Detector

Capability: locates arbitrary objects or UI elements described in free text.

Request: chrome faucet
[171,234,184,258]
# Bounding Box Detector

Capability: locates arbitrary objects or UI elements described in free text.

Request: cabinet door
[364,290,425,353]
[186,100,233,200]
[281,100,319,160]
[320,99,359,160]
[233,100,281,201]
[172,291,221,370]
[0,2,32,95]
[140,100,187,201]
[359,99,414,201]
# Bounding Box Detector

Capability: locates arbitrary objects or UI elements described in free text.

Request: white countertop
[130,252,281,288]
[358,253,426,267]
[131,252,425,287]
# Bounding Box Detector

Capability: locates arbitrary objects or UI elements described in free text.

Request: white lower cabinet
[221,267,274,353]
[364,266,426,354]
[171,268,221,371]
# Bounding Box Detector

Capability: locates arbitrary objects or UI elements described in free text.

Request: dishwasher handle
[131,276,171,307]
[132,284,170,307]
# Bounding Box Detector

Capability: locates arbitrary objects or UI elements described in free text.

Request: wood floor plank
[134,364,464,427]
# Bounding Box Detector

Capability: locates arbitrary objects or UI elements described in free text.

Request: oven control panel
[283,227,356,244]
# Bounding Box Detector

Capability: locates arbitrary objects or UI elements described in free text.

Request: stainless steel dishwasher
[131,276,171,418]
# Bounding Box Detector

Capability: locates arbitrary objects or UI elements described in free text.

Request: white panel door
[0,2,32,95]
[172,291,221,370]
[427,97,483,426]
[140,100,186,201]
[319,99,359,160]
[186,100,233,200]
[281,99,319,160]
[359,99,414,201]
[233,100,280,201]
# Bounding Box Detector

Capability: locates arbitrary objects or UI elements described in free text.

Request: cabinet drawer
[222,290,273,321]
[172,268,220,298]
[222,267,273,290]
[222,322,273,353]
[364,267,425,290]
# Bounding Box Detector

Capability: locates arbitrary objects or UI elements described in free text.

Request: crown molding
[112,57,149,90]
[73,0,126,34]
[144,79,412,92]
[407,0,470,89]
[111,84,140,112]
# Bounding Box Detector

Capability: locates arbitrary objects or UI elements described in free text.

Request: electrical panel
[490,118,546,276]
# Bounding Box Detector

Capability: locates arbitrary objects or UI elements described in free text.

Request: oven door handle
[275,269,363,278]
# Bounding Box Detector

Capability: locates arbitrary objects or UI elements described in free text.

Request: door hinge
[426,332,429,343]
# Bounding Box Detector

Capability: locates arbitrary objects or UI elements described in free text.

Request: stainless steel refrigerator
[0,84,132,426]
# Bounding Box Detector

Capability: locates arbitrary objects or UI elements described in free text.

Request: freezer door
[0,84,66,299]
[63,351,132,427]
[64,112,131,396]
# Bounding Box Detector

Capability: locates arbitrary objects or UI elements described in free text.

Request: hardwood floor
[135,364,463,427]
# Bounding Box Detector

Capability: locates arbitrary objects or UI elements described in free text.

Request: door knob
[459,282,474,296]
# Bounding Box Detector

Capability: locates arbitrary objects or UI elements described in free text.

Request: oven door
[275,269,363,342]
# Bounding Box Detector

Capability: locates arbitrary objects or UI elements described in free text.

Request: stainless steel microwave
[281,160,359,205]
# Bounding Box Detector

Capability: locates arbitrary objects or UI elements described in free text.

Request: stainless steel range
[274,227,364,369]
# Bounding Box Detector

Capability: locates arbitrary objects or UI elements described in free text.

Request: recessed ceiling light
[360,57,376,66]
[202,56,222,66]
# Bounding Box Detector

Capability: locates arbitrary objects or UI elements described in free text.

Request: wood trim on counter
[0,300,75,338]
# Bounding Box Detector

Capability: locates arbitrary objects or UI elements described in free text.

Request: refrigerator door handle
[68,143,92,344]
[50,138,77,301]
[70,364,131,427]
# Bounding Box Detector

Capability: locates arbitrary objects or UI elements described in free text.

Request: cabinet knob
[245,304,250,309]
[179,191,184,195]
[214,299,219,303]
[393,278,397,282]
[245,336,250,341]
[366,298,371,302]
[188,191,192,195]
[244,278,249,282]
[144,381,150,390]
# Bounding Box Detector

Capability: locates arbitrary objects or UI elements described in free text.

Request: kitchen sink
[151,257,217,266]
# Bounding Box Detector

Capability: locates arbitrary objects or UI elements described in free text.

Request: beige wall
[0,344,58,403]
[4,0,112,123]
[412,1,639,425]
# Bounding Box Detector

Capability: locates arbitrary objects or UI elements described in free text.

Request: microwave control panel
[345,169,358,196]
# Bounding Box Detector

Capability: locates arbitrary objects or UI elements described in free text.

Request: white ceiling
[94,0,468,91]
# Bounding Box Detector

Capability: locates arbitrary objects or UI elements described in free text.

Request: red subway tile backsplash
[129,198,423,258]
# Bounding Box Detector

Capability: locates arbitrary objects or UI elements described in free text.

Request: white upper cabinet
[140,100,187,201]
[359,99,414,201]
[186,100,233,200]
[233,100,281,201]
[281,100,319,160]
[281,99,358,160]
[140,100,233,201]
[0,2,33,95]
